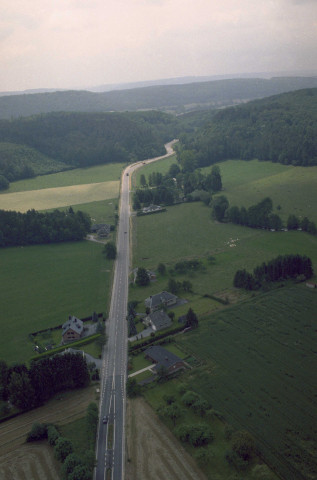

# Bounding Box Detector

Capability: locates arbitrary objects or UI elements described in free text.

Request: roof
[62,316,84,336]
[144,346,183,371]
[91,223,111,233]
[145,291,177,309]
[147,310,172,331]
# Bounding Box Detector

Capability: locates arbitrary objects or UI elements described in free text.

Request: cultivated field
[0,386,96,479]
[176,285,317,480]
[0,180,119,212]
[3,162,124,193]
[126,397,207,480]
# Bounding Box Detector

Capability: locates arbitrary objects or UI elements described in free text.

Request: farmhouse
[145,291,178,312]
[144,346,186,375]
[142,204,162,214]
[133,268,156,283]
[62,315,84,343]
[91,223,111,238]
[143,310,172,332]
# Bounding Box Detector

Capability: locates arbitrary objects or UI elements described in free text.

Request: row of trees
[233,254,313,290]
[0,352,90,411]
[212,195,317,234]
[0,207,91,247]
[26,402,97,480]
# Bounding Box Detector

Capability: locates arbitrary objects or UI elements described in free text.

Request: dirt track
[0,386,96,480]
[125,398,207,480]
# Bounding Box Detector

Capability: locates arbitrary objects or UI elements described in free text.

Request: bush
[47,425,60,446]
[62,453,83,478]
[26,422,48,442]
[181,390,200,407]
[54,437,73,462]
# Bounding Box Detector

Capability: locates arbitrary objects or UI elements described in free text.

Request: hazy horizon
[1,0,317,92]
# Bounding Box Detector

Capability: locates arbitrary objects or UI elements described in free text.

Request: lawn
[4,162,125,193]
[0,240,113,365]
[175,285,317,480]
[208,159,317,224]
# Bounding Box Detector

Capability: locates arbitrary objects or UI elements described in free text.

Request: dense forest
[180,88,317,167]
[0,353,90,411]
[1,77,317,119]
[0,110,179,185]
[0,208,91,247]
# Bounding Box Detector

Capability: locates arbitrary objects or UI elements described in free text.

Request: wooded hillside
[182,88,317,167]
[1,77,317,119]
[0,111,178,184]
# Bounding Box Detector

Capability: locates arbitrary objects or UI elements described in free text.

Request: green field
[207,159,317,224]
[0,240,113,365]
[132,202,317,293]
[174,285,317,480]
[132,154,176,188]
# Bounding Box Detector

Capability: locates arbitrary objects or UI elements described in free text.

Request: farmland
[0,180,120,213]
[0,239,112,365]
[3,162,124,193]
[174,285,317,480]
[0,385,97,479]
[131,202,317,301]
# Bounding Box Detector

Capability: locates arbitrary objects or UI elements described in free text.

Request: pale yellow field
[0,180,120,212]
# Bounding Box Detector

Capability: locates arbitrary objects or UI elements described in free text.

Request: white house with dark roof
[145,291,178,312]
[144,310,172,332]
[62,315,84,343]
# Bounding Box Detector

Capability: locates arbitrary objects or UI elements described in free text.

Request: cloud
[0,0,316,90]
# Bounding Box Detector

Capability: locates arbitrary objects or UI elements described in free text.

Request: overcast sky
[1,0,316,91]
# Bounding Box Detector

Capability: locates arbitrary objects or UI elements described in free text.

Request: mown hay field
[3,162,124,193]
[126,397,207,480]
[176,285,317,480]
[0,386,96,480]
[0,180,120,212]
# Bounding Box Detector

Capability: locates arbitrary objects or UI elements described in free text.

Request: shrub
[54,437,73,462]
[47,425,60,446]
[26,422,48,442]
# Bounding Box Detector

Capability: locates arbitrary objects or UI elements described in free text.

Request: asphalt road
[94,140,177,480]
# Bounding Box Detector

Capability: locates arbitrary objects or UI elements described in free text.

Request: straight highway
[95,140,177,480]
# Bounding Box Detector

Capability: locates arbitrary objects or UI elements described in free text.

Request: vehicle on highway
[103,415,108,424]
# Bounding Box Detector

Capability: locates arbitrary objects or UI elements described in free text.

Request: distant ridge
[1,76,317,119]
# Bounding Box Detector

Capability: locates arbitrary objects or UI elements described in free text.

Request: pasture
[132,202,317,293]
[175,285,317,480]
[0,240,112,365]
[209,159,317,224]
[0,180,119,213]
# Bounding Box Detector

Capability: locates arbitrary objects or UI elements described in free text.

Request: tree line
[0,352,90,412]
[233,254,313,290]
[211,195,317,234]
[0,207,91,247]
